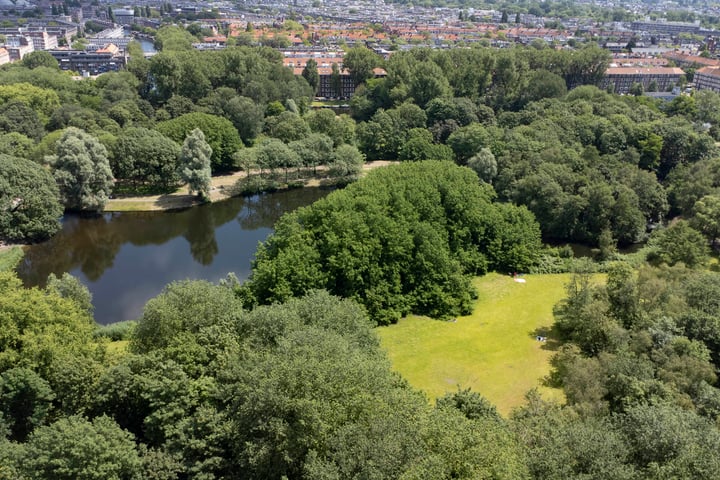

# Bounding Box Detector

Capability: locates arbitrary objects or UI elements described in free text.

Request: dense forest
[2,35,720,479]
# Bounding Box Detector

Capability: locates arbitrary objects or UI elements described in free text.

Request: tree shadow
[154,193,200,210]
[529,325,562,352]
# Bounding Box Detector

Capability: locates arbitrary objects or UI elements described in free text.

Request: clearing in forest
[377,272,580,416]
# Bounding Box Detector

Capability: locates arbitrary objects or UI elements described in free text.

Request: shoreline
[104,161,393,212]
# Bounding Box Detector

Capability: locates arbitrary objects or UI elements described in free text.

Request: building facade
[601,67,685,94]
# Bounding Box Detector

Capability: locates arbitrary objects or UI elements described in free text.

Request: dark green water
[16,188,331,325]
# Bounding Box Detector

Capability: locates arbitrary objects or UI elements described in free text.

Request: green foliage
[647,220,709,268]
[112,127,181,191]
[13,415,142,480]
[46,272,94,316]
[156,112,241,171]
[328,144,365,179]
[21,51,59,70]
[247,161,541,324]
[0,367,54,441]
[178,128,212,200]
[0,154,63,242]
[343,46,382,85]
[50,127,114,212]
[94,321,136,342]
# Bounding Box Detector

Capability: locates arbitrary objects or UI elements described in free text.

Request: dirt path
[105,161,394,212]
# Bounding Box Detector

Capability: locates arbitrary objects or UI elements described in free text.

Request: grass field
[0,246,24,272]
[377,273,588,415]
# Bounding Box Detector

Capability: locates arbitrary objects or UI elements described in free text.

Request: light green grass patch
[377,273,588,415]
[0,246,24,271]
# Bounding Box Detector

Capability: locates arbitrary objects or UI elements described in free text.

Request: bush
[94,320,137,341]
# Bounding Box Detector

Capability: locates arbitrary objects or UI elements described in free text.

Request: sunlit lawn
[377,272,589,415]
[0,246,23,272]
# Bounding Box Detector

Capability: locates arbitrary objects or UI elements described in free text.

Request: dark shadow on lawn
[529,325,562,352]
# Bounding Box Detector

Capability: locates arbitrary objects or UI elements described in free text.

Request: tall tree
[343,46,381,86]
[49,128,114,212]
[302,58,319,95]
[178,128,212,201]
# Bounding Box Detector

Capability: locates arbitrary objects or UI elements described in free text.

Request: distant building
[695,66,720,92]
[601,67,685,94]
[0,28,58,50]
[113,9,135,26]
[3,35,34,61]
[631,20,700,36]
[49,45,127,75]
[0,47,10,65]
[663,52,720,68]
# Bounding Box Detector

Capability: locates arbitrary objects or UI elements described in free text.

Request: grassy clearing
[377,272,594,415]
[0,246,24,271]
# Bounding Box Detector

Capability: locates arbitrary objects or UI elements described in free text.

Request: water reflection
[17,188,331,324]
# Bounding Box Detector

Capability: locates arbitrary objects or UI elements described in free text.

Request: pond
[16,188,332,325]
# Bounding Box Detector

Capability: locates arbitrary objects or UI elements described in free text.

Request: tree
[156,112,242,171]
[111,127,180,190]
[154,25,195,51]
[330,62,342,98]
[328,144,365,178]
[647,220,710,268]
[692,195,720,248]
[178,128,212,200]
[0,368,55,442]
[302,58,319,94]
[467,148,497,183]
[14,415,142,480]
[256,138,301,182]
[343,46,381,86]
[21,51,59,70]
[0,154,62,242]
[46,272,94,316]
[50,127,114,212]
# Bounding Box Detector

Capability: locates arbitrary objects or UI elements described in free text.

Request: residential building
[695,66,720,92]
[49,45,127,75]
[0,47,10,65]
[601,67,685,94]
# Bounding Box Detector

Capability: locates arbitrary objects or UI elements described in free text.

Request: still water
[16,188,331,325]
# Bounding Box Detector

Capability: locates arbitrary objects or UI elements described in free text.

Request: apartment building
[601,67,685,94]
[695,66,720,92]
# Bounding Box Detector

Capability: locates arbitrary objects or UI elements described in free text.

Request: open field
[377,273,598,415]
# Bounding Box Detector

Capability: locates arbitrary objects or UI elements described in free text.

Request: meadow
[377,272,596,415]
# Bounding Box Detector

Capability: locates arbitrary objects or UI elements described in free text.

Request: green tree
[0,154,62,242]
[15,415,142,480]
[178,128,212,200]
[328,144,365,179]
[0,101,44,140]
[21,51,59,70]
[302,58,320,94]
[467,148,497,183]
[257,138,301,182]
[330,62,342,97]
[46,272,94,317]
[154,25,196,51]
[156,112,242,171]
[112,127,180,190]
[647,220,710,268]
[343,46,381,86]
[49,127,114,212]
[691,194,720,248]
[0,368,55,442]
